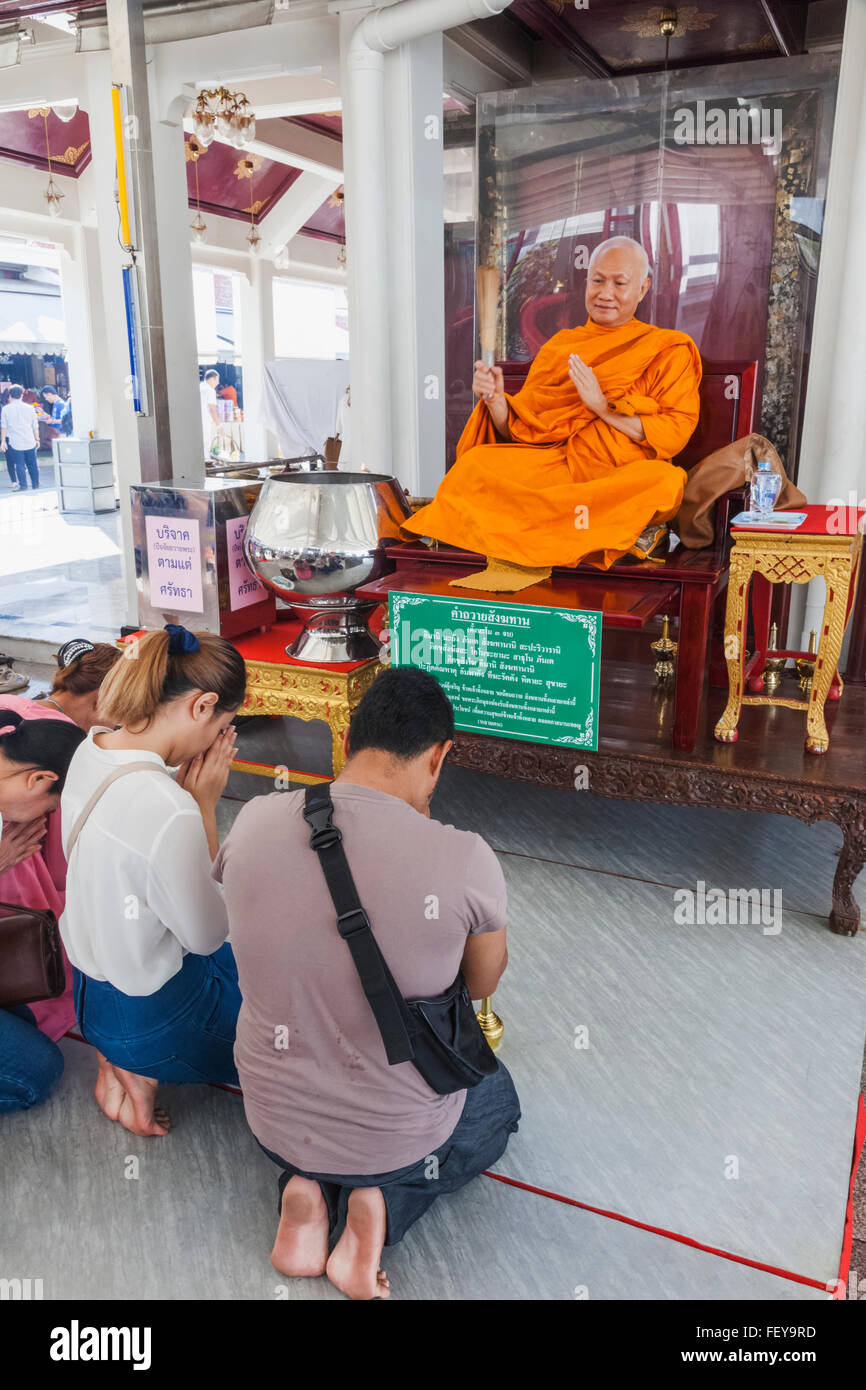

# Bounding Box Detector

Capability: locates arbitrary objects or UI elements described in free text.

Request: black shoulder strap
[303,783,416,1066]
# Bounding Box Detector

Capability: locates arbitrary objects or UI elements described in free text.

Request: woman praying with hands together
[59,624,246,1138]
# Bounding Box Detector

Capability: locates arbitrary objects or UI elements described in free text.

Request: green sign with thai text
[388,592,601,750]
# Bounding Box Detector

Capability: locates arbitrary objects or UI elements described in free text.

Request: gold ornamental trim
[52,142,88,166]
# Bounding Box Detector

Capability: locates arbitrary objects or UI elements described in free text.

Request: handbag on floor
[0,899,65,1008]
[303,783,499,1096]
[0,760,171,1009]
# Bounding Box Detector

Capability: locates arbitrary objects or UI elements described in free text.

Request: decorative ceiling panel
[0,107,91,177]
[510,1,804,71]
[185,135,302,222]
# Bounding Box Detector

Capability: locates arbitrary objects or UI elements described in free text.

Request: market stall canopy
[0,289,65,354]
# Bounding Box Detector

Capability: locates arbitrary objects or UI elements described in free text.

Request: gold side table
[715,506,863,754]
[231,624,381,781]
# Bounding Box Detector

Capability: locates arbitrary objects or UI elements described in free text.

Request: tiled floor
[0,471,126,644]
[2,668,863,1300]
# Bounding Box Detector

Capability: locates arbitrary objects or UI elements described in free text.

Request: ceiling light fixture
[186,136,208,244]
[192,87,255,150]
[30,107,65,219]
[237,155,262,255]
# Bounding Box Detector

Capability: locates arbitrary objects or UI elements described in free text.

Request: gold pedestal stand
[236,654,381,779]
[476,997,504,1049]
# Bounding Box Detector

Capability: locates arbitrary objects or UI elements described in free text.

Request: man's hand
[568,355,608,416]
[0,815,47,873]
[472,361,510,438]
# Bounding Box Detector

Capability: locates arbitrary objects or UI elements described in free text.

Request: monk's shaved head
[588,237,651,280]
[585,237,652,327]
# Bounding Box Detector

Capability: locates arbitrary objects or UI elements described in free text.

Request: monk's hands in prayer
[569,353,646,443]
[0,814,47,873]
[568,355,608,416]
[472,362,510,439]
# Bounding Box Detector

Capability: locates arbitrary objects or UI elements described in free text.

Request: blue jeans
[6,446,39,490]
[259,1059,521,1246]
[0,1004,64,1113]
[73,942,240,1085]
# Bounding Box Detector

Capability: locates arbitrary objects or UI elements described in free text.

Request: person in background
[1,385,40,491]
[33,638,121,732]
[41,388,64,430]
[200,369,221,458]
[60,625,245,1139]
[0,707,86,1113]
[1,386,17,490]
[59,393,73,437]
[215,667,519,1300]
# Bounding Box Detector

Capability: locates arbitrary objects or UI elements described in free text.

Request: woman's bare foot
[270,1175,329,1277]
[108,1064,170,1137]
[94,1052,127,1122]
[326,1187,391,1300]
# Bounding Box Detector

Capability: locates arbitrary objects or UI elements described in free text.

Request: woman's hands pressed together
[0,815,47,874]
[176,725,238,813]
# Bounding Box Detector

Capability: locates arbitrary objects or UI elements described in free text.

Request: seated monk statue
[402,236,702,591]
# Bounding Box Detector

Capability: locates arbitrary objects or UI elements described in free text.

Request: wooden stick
[476,264,500,368]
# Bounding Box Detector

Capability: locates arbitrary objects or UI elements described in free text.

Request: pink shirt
[214,782,507,1175]
[0,693,76,1039]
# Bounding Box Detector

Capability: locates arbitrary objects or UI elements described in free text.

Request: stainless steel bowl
[244,470,412,662]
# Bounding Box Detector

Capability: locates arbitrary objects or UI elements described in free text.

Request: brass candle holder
[763,621,787,695]
[651,613,677,683]
[796,629,818,694]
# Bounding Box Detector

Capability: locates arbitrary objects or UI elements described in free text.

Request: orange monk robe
[403,317,702,570]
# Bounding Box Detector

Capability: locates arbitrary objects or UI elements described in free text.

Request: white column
[339,5,392,473]
[58,227,99,440]
[238,259,275,461]
[84,52,145,624]
[384,32,446,495]
[148,76,203,484]
[788,0,866,647]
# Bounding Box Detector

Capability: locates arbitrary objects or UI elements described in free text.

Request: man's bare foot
[108,1064,170,1137]
[94,1052,127,1122]
[326,1187,391,1300]
[270,1175,329,1277]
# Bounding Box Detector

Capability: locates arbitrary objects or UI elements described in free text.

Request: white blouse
[59,727,228,996]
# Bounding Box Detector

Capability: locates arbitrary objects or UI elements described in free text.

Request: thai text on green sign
[388,592,601,750]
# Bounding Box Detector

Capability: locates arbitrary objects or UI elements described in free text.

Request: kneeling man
[403,236,701,585]
[215,668,518,1300]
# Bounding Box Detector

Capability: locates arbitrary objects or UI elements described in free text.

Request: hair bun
[164,624,200,656]
[57,638,95,668]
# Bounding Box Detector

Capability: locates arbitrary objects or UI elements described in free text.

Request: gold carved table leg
[805,557,854,755]
[237,656,381,779]
[714,548,754,743]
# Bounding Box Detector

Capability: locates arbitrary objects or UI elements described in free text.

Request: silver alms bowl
[244,470,412,662]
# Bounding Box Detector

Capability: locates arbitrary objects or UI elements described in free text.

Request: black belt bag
[303,784,498,1096]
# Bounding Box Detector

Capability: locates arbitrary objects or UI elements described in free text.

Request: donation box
[130,478,276,639]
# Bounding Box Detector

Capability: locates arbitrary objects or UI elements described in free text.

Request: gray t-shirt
[213,782,507,1175]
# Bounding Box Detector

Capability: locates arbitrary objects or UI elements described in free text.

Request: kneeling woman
[0,710,85,1113]
[60,625,246,1138]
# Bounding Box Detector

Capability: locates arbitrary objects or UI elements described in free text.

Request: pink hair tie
[0,725,15,737]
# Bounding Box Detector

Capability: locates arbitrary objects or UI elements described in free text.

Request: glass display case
[445,54,840,478]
